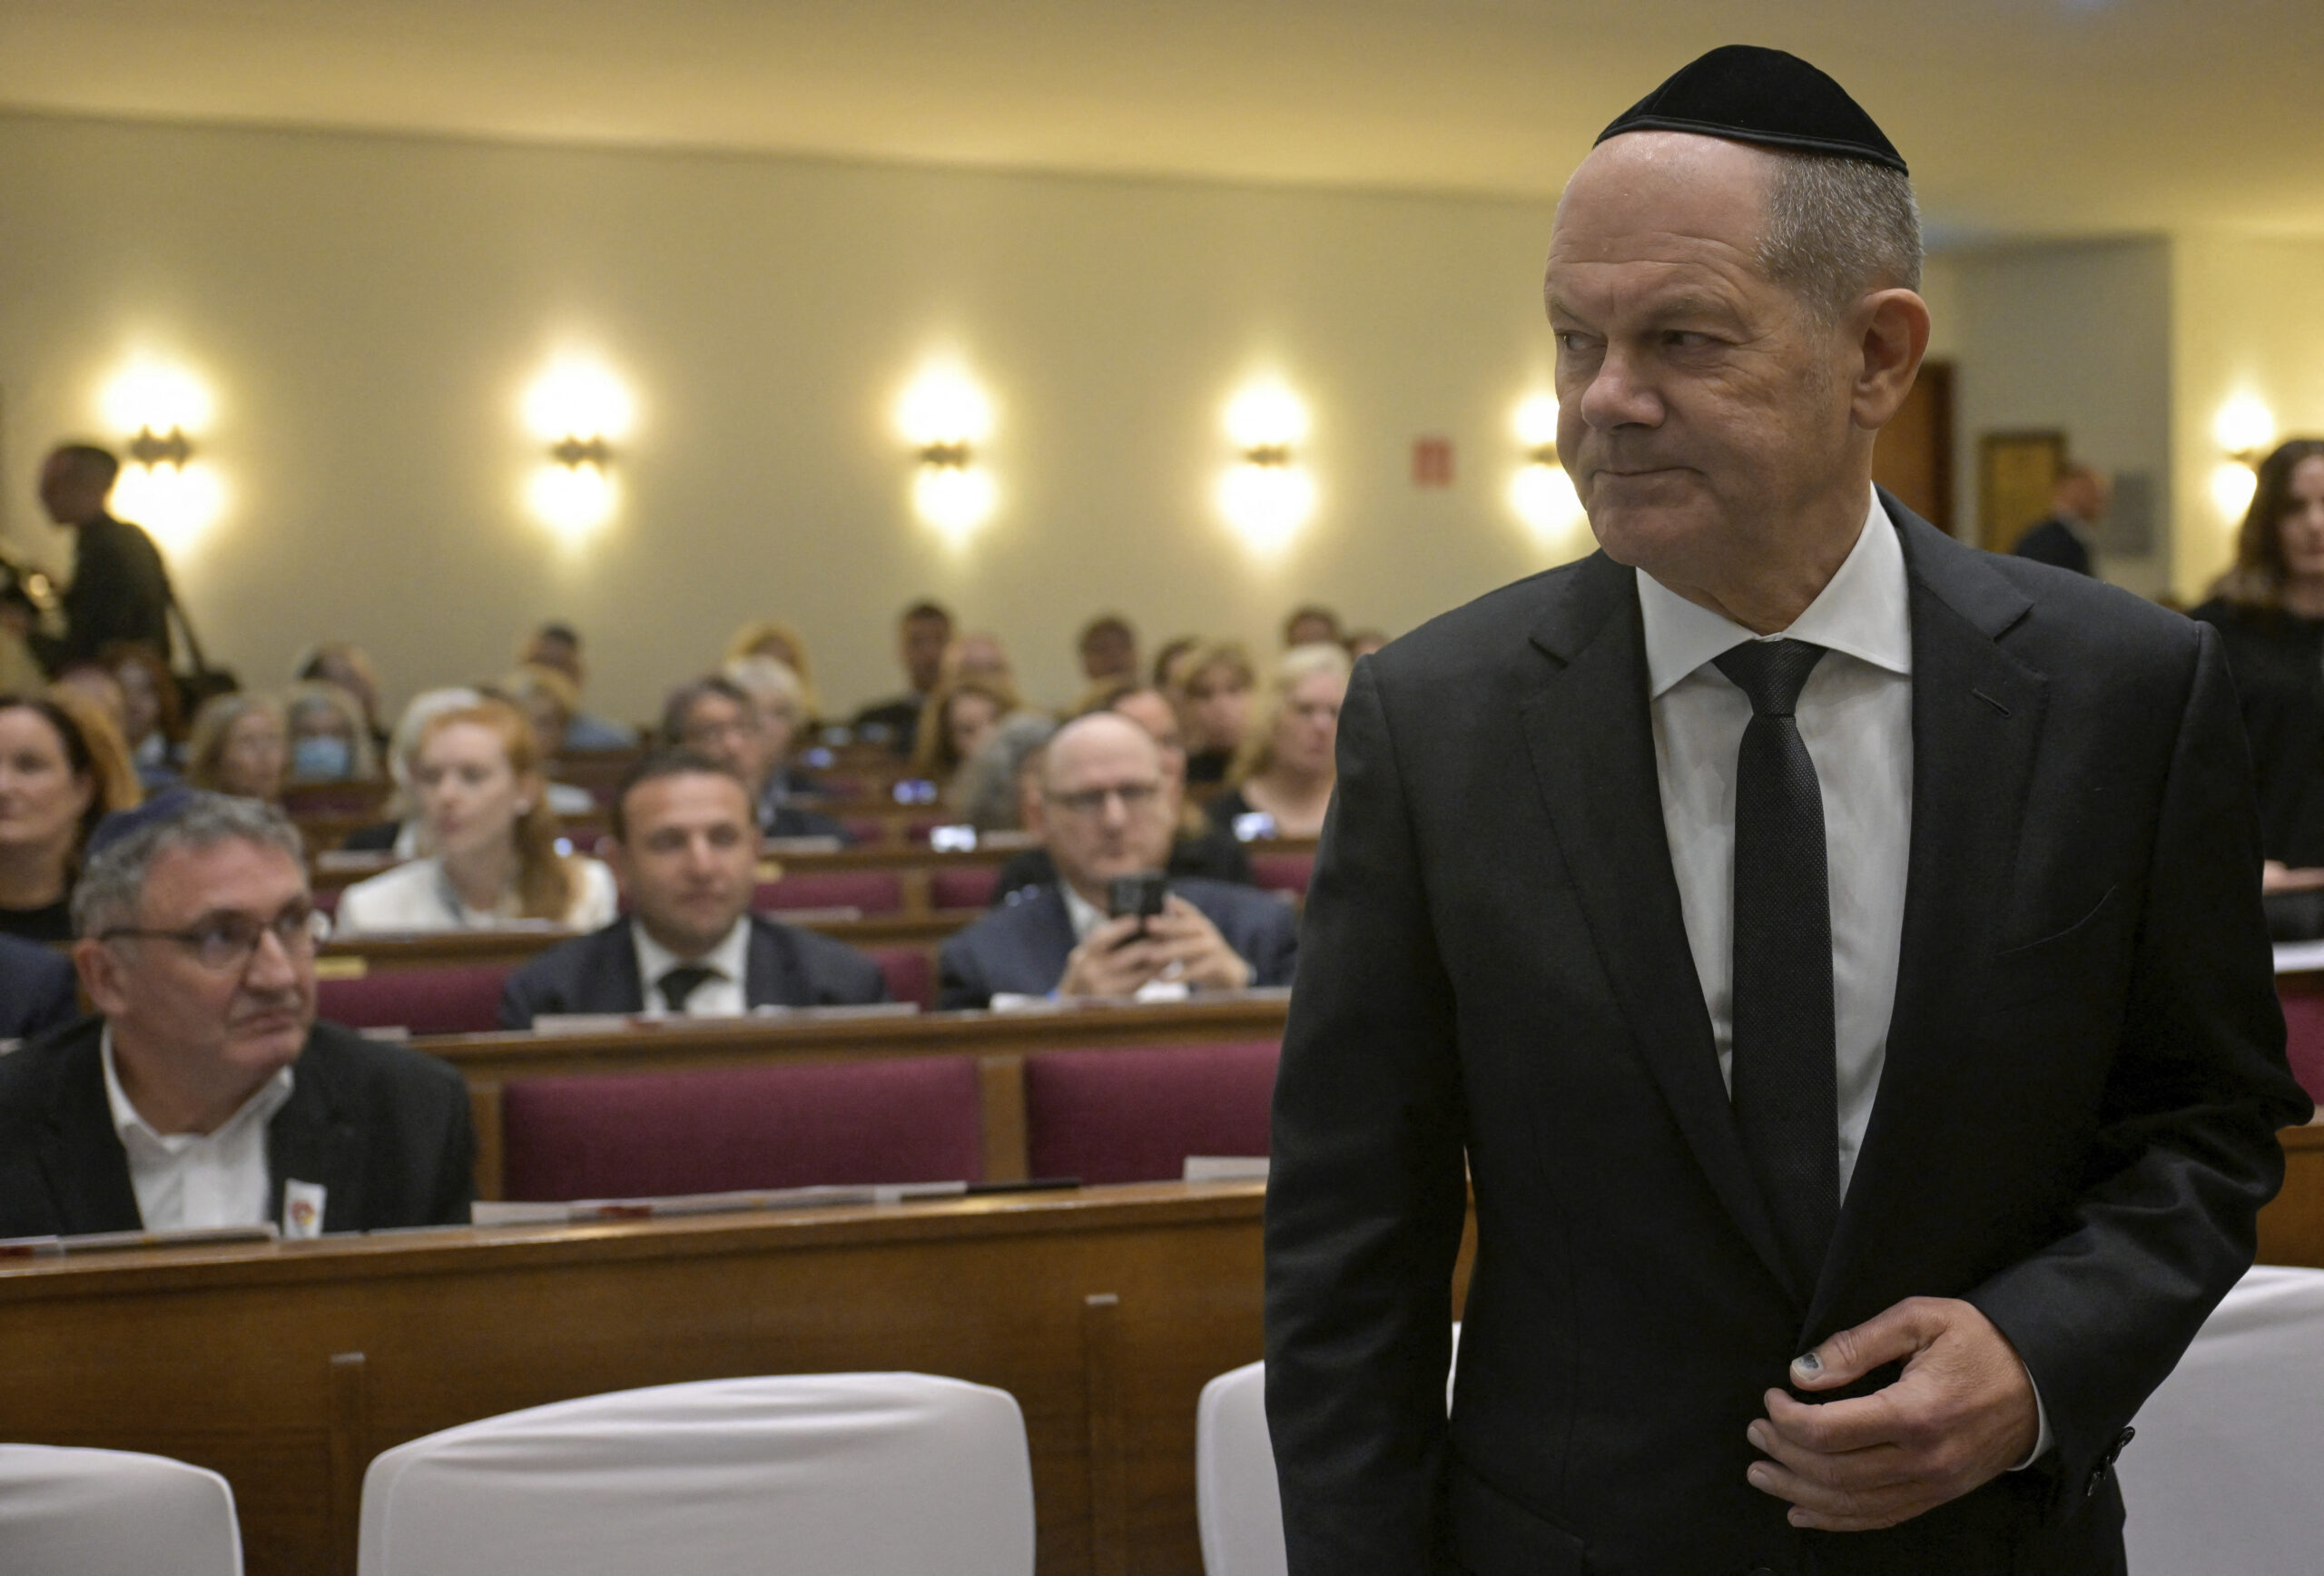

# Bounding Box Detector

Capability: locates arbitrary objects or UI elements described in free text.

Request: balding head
[1034,712,1177,902]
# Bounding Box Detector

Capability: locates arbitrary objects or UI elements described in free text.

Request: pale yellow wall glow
[2211,395,2276,457]
[96,359,224,554]
[523,359,634,443]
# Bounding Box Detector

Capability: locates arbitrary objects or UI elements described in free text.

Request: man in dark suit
[2012,464,2110,576]
[34,443,172,672]
[939,712,1297,1009]
[662,675,849,842]
[0,791,472,1238]
[0,933,77,1043]
[850,599,953,754]
[1265,46,2310,1576]
[500,752,886,1027]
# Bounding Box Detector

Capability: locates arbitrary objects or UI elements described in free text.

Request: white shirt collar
[1637,488,1912,699]
[100,1023,295,1157]
[1059,882,1108,946]
[631,914,753,998]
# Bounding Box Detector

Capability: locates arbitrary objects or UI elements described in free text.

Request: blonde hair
[722,654,805,730]
[1228,642,1353,787]
[724,621,821,719]
[911,674,1022,783]
[184,692,287,795]
[414,697,576,921]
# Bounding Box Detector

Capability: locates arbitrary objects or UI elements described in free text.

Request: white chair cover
[2121,1264,2324,1576]
[358,1373,1034,1576]
[0,1443,241,1576]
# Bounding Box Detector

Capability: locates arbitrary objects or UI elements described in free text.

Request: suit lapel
[1516,556,1798,1304]
[267,1032,365,1232]
[37,1023,143,1235]
[742,920,799,1010]
[1807,502,2043,1332]
[597,925,647,1015]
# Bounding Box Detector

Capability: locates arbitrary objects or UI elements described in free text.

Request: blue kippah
[85,785,205,859]
[1597,45,1908,176]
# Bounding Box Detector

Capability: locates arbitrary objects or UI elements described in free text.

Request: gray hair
[956,712,1059,832]
[71,792,308,937]
[1757,150,1923,323]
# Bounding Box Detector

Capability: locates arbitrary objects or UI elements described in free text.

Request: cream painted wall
[2170,232,2324,603]
[0,113,1587,724]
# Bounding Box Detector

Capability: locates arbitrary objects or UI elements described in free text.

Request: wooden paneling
[1873,358,1955,533]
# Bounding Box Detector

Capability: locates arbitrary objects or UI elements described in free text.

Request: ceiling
[2,0,2319,242]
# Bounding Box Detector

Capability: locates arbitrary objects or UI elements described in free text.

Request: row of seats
[10,1264,2322,1575]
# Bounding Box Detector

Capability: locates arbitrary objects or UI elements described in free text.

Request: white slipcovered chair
[2120,1264,2324,1576]
[357,1373,1034,1576]
[0,1443,242,1576]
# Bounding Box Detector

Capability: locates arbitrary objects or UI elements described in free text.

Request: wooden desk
[0,1181,1462,1576]
[2260,1123,2324,1269]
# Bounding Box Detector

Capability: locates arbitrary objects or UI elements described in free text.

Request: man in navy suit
[938,712,1297,1010]
[499,752,885,1027]
[0,933,77,1042]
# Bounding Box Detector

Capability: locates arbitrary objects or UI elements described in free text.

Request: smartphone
[1106,872,1170,938]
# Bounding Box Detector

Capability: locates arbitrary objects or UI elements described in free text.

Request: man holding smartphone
[936,712,1298,1009]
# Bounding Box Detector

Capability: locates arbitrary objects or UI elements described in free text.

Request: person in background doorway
[2012,463,2110,576]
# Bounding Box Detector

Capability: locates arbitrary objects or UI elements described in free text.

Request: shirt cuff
[2007,1373,2053,1471]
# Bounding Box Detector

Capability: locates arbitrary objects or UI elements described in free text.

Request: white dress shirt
[102,1028,294,1231]
[335,855,619,934]
[1637,487,1912,1202]
[631,916,753,1017]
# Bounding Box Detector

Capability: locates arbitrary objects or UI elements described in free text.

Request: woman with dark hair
[0,691,142,940]
[2191,437,2324,926]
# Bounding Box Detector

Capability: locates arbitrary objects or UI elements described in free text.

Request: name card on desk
[2274,940,2324,975]
[0,1223,281,1257]
[528,1000,921,1036]
[471,1177,1078,1226]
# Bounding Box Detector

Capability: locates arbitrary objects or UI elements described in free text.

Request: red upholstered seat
[1023,1040,1281,1185]
[872,947,935,1011]
[500,1057,983,1201]
[753,870,903,914]
[1250,851,1315,899]
[931,865,1000,911]
[317,964,512,1037]
[2276,983,2324,1103]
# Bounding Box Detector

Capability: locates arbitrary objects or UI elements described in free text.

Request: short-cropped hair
[71,791,306,938]
[659,675,754,746]
[49,442,122,489]
[1757,150,1923,324]
[608,749,753,842]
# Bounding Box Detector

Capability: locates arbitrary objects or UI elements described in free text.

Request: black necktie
[656,964,717,1013]
[1711,638,1838,1295]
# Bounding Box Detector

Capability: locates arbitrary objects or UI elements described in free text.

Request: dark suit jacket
[0,1018,474,1236]
[1265,496,2311,1576]
[51,514,172,668]
[0,936,77,1042]
[497,914,889,1028]
[937,877,1299,1010]
[2011,514,2094,576]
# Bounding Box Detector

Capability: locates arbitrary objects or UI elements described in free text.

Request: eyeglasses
[1045,781,1164,817]
[102,904,331,972]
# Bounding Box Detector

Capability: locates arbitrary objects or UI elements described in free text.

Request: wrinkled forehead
[1550,132,1777,273]
[138,837,308,926]
[1047,716,1160,790]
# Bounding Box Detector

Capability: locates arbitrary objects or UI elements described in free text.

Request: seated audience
[1344,627,1391,659]
[491,665,596,815]
[1281,603,1343,649]
[721,654,822,797]
[1206,643,1350,841]
[0,931,78,1042]
[941,630,1015,690]
[52,662,130,738]
[1176,640,1256,785]
[283,681,379,783]
[339,685,482,855]
[2192,437,2324,931]
[851,599,953,754]
[0,790,474,1236]
[292,642,391,752]
[663,675,847,841]
[1151,635,1200,694]
[0,693,141,941]
[518,621,635,750]
[107,644,183,788]
[499,753,886,1026]
[954,713,1058,834]
[1077,613,1139,685]
[725,620,823,727]
[335,697,616,932]
[937,712,1296,1009]
[992,683,1250,898]
[912,674,1019,806]
[184,692,289,805]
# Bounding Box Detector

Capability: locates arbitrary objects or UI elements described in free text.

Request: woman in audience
[340,686,484,854]
[0,692,140,941]
[293,642,391,752]
[911,675,1019,806]
[2192,436,2324,932]
[1176,641,1256,786]
[1206,643,1351,841]
[284,681,379,783]
[335,696,616,932]
[725,620,823,728]
[183,692,290,805]
[107,644,183,788]
[724,654,821,798]
[492,665,596,815]
[1152,635,1201,694]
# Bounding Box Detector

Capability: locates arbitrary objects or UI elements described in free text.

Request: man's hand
[2261,859,2324,893]
[1057,914,1165,998]
[1055,897,1254,998]
[1744,1296,2039,1532]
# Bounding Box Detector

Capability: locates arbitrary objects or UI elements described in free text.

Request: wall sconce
[896,365,996,542]
[1217,382,1315,553]
[2209,396,2276,522]
[100,360,222,553]
[1506,394,1589,547]
[523,360,631,540]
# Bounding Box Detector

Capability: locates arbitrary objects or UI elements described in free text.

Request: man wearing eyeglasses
[0,791,474,1239]
[936,712,1298,1010]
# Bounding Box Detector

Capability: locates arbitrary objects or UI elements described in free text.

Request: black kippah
[1595,45,1907,176]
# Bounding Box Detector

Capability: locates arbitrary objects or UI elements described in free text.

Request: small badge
[282,1178,327,1240]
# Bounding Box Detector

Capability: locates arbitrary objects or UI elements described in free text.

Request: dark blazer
[0,936,77,1042]
[50,514,172,668]
[2011,514,2094,576]
[498,913,889,1028]
[1265,496,2311,1576]
[937,877,1298,1010]
[0,1018,475,1237]
[2189,597,2324,868]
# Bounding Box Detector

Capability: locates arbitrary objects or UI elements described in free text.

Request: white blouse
[334,855,618,935]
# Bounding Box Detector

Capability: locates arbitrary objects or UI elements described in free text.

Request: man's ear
[74,938,129,1019]
[1849,287,1931,432]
